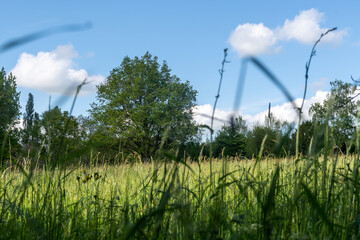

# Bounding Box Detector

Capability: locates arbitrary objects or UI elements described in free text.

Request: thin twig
[296,27,337,158]
[209,48,229,189]
[300,27,337,113]
[211,48,229,136]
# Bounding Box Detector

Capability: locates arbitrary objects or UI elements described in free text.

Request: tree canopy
[40,106,85,161]
[0,68,20,134]
[89,52,198,159]
[22,93,41,148]
[0,67,20,162]
[213,116,247,157]
[309,80,359,153]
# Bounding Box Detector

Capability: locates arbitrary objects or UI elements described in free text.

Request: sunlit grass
[0,154,359,239]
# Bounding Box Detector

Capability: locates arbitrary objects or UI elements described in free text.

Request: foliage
[246,114,293,158]
[40,106,84,161]
[291,120,325,156]
[309,80,359,153]
[22,93,41,150]
[24,93,34,131]
[213,116,247,157]
[89,52,198,159]
[0,67,20,162]
[0,67,20,132]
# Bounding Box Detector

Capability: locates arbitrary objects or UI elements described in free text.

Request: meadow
[1,152,359,239]
[0,24,357,240]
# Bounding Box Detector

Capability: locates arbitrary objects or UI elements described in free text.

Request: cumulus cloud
[229,8,347,56]
[228,23,279,56]
[242,91,329,126]
[193,104,233,132]
[193,91,329,132]
[276,8,325,44]
[11,44,105,96]
[276,9,346,44]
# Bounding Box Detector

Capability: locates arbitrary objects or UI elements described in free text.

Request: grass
[1,153,360,239]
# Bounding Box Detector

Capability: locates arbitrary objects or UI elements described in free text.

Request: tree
[24,93,34,130]
[0,67,20,162]
[0,68,20,133]
[213,116,248,157]
[309,80,358,153]
[89,52,198,159]
[246,114,293,158]
[23,93,34,145]
[22,93,42,151]
[291,120,324,156]
[40,106,84,161]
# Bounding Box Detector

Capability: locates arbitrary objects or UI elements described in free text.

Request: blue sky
[1,1,359,130]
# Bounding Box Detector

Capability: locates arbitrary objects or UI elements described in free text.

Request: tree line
[1,52,359,165]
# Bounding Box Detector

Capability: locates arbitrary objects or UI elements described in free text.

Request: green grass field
[1,154,359,239]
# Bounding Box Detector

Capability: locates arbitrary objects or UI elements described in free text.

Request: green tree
[291,120,325,156]
[0,68,20,133]
[24,93,34,130]
[246,114,293,158]
[22,93,42,151]
[77,115,95,142]
[309,80,358,153]
[23,93,34,145]
[0,67,20,162]
[89,52,198,159]
[40,107,84,161]
[213,116,248,157]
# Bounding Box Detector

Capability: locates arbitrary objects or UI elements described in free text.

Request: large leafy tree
[309,80,359,153]
[0,67,20,162]
[40,107,84,161]
[90,52,198,159]
[0,68,20,134]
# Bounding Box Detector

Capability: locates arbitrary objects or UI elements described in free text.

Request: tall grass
[1,153,360,239]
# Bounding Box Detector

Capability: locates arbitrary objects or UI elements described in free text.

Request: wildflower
[94,172,102,180]
[82,175,92,183]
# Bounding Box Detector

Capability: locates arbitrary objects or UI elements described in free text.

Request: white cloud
[194,91,329,132]
[228,23,279,56]
[276,9,325,44]
[229,9,347,56]
[277,9,346,44]
[193,104,233,132]
[243,91,329,126]
[10,44,105,96]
